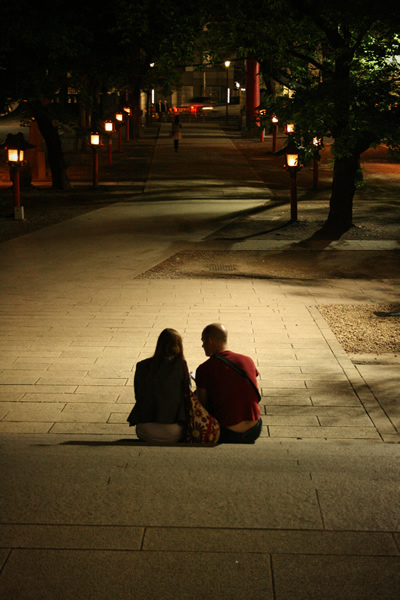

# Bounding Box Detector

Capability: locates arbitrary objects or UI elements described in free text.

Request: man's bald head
[202,323,227,343]
[201,323,228,356]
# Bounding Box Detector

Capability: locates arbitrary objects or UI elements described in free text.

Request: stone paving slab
[316,484,400,531]
[268,426,380,439]
[354,360,400,433]
[1,524,398,555]
[272,555,400,600]
[0,549,273,600]
[0,524,144,550]
[0,422,52,434]
[141,527,400,555]
[0,548,399,600]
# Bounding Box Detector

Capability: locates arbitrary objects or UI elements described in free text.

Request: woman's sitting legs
[136,422,185,443]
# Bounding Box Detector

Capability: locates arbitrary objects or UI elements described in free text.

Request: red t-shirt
[196,350,260,427]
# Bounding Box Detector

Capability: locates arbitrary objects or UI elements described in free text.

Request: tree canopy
[203,0,400,230]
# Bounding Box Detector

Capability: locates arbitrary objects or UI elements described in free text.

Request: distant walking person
[155,99,166,121]
[171,116,182,152]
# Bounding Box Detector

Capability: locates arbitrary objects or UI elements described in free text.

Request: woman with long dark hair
[127,329,188,443]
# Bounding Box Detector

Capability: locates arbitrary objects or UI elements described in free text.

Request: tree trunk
[326,152,360,233]
[28,101,71,190]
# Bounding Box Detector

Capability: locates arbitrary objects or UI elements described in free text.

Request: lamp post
[258,109,266,142]
[123,106,131,142]
[312,136,323,190]
[104,121,114,166]
[224,61,230,125]
[115,112,124,152]
[7,146,25,220]
[271,115,278,152]
[90,132,100,187]
[284,141,302,222]
[0,133,35,219]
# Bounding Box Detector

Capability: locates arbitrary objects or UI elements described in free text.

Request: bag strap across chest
[213,353,261,402]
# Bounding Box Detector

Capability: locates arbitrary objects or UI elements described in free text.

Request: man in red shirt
[196,323,262,444]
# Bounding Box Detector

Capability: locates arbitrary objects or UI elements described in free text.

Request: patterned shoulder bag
[181,360,220,445]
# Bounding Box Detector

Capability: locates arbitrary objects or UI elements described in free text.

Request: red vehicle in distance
[172,97,215,117]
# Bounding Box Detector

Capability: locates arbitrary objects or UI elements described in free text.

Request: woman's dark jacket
[127,357,187,425]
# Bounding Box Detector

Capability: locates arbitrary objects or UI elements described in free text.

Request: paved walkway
[0,122,399,599]
[0,122,398,441]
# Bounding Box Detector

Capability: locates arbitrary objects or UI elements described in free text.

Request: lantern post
[271,115,278,152]
[90,132,101,187]
[115,112,124,152]
[0,133,35,219]
[123,106,131,142]
[224,61,231,124]
[104,121,114,166]
[8,146,25,219]
[312,136,323,190]
[283,140,302,222]
[258,109,266,142]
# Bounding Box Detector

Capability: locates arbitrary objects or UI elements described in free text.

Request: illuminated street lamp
[7,146,25,219]
[283,140,302,222]
[104,120,114,166]
[8,148,24,163]
[115,112,124,152]
[312,136,324,190]
[224,61,231,124]
[90,132,101,187]
[286,151,300,168]
[104,121,114,134]
[284,123,295,135]
[123,105,132,141]
[271,115,279,152]
[90,133,100,146]
[0,133,35,219]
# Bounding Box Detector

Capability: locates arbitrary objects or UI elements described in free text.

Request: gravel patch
[317,304,400,354]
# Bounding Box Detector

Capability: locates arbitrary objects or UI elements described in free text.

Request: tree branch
[288,47,332,75]
[259,60,306,91]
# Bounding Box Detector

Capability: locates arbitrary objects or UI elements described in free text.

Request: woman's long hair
[153,328,184,361]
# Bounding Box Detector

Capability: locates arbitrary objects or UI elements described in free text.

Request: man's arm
[196,387,209,409]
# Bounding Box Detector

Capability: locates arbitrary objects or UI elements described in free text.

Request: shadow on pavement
[33,439,219,448]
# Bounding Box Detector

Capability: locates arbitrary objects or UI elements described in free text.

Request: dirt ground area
[137,247,400,280]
